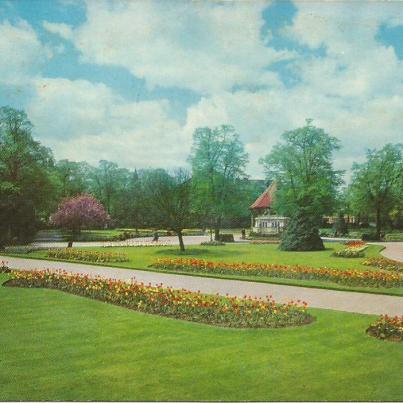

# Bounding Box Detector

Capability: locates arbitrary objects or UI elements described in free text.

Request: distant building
[249,182,288,234]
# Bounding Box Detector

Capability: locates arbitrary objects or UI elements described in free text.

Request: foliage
[363,257,403,273]
[384,232,403,242]
[47,248,129,263]
[261,120,342,251]
[0,261,10,273]
[260,119,342,218]
[361,232,381,241]
[200,240,226,246]
[217,234,234,242]
[152,258,403,288]
[189,125,249,239]
[349,144,403,239]
[50,194,109,237]
[141,169,194,251]
[7,269,313,328]
[0,106,56,245]
[366,315,403,342]
[333,211,348,236]
[280,207,324,251]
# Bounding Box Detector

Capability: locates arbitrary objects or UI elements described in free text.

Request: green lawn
[10,242,403,296]
[0,274,401,401]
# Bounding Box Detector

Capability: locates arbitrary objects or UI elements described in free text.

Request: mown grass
[0,273,402,401]
[6,243,403,296]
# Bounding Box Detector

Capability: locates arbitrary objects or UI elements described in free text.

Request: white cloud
[27,78,190,169]
[44,0,292,94]
[0,20,52,84]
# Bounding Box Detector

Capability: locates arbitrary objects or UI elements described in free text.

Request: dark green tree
[142,169,194,251]
[0,106,55,246]
[260,119,342,251]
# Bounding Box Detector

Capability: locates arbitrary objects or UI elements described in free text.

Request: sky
[0,0,402,180]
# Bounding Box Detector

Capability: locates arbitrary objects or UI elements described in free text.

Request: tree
[54,159,93,198]
[142,169,194,251]
[50,194,109,246]
[189,125,248,240]
[0,106,56,246]
[90,160,130,219]
[260,119,342,251]
[349,144,402,239]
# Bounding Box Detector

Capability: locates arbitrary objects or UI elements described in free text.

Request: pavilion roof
[249,182,277,210]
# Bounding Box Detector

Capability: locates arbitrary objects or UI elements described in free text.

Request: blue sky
[1,0,402,178]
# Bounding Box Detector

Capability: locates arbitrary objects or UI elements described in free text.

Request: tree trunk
[177,230,185,252]
[214,217,221,241]
[376,205,381,240]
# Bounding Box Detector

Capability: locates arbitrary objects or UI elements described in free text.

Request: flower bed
[334,242,368,258]
[151,258,403,288]
[5,270,313,328]
[366,315,403,342]
[47,248,129,263]
[250,240,281,245]
[363,257,403,273]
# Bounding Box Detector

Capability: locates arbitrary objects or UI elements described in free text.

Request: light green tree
[188,125,248,240]
[349,143,403,239]
[260,119,342,251]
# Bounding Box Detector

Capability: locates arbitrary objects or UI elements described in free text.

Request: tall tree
[142,169,194,251]
[0,106,55,246]
[90,160,130,218]
[54,159,92,198]
[349,143,402,239]
[260,119,342,250]
[189,125,248,240]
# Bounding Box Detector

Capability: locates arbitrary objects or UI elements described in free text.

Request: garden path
[1,254,402,316]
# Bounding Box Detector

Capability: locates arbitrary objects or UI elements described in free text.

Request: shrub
[362,232,380,241]
[366,315,402,342]
[6,270,314,329]
[47,248,129,263]
[363,257,403,273]
[0,261,10,273]
[384,232,403,242]
[200,241,226,246]
[218,234,235,242]
[4,246,35,254]
[151,258,403,288]
[250,240,281,245]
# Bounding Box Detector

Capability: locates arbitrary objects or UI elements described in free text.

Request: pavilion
[249,182,288,234]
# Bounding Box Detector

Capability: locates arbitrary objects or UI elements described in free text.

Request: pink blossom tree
[50,194,109,246]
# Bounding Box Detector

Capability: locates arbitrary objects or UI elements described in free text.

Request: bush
[200,240,225,246]
[4,246,35,254]
[218,234,235,242]
[366,315,402,342]
[362,232,380,241]
[384,232,403,242]
[0,261,10,273]
[7,270,313,329]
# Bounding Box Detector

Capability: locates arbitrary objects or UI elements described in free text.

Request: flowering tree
[50,194,109,246]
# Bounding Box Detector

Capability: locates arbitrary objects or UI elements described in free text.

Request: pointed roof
[250,182,277,210]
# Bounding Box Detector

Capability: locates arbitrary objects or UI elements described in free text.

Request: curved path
[1,255,402,316]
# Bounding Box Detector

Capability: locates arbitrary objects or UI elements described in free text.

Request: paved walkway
[1,255,402,316]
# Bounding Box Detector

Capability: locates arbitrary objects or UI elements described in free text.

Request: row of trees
[0,106,262,249]
[1,106,402,250]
